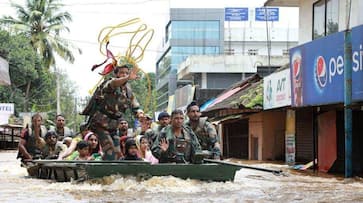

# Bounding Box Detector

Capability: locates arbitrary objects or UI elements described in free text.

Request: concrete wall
[262,111,286,161]
[248,113,263,160]
[248,111,286,161]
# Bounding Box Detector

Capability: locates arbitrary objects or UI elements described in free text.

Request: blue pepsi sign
[290,24,363,107]
[255,8,279,21]
[225,8,248,21]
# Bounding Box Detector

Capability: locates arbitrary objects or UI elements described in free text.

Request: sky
[1,0,294,97]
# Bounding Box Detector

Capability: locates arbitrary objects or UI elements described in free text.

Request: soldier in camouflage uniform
[84,64,141,160]
[151,109,201,163]
[185,101,221,159]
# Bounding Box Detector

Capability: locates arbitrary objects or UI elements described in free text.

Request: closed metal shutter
[295,108,314,162]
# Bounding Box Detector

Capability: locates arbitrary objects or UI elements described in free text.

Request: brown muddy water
[1,150,363,203]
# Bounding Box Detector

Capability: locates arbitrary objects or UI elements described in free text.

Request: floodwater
[1,150,363,203]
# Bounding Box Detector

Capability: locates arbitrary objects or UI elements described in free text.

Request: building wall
[299,0,363,44]
[248,113,263,160]
[262,111,286,161]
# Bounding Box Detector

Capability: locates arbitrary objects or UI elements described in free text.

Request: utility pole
[344,0,352,178]
[56,65,61,115]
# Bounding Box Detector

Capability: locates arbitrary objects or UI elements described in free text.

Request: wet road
[1,150,363,202]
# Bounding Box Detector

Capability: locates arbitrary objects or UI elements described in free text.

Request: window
[313,0,339,40]
[170,21,220,40]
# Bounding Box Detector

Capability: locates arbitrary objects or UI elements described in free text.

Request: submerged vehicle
[25,159,280,182]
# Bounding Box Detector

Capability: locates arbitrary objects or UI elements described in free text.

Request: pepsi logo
[293,57,301,80]
[315,56,327,88]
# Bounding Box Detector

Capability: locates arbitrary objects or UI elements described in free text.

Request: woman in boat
[84,133,103,160]
[136,135,158,164]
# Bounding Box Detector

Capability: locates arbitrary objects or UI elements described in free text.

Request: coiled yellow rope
[89,18,154,113]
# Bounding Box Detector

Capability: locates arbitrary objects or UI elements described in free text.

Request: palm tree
[0,0,81,69]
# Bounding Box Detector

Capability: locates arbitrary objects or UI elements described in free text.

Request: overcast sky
[1,0,297,97]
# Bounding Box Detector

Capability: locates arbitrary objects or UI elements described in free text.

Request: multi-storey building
[156,7,298,111]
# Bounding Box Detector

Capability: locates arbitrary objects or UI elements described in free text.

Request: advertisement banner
[290,24,363,107]
[263,69,291,110]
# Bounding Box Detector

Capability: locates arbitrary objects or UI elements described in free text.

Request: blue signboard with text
[255,8,279,21]
[225,8,248,21]
[289,24,363,107]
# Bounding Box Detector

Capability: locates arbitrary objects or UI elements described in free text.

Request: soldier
[84,61,141,160]
[151,109,201,163]
[186,101,221,160]
[154,111,170,134]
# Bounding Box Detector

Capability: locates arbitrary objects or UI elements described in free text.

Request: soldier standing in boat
[83,60,141,160]
[151,109,202,163]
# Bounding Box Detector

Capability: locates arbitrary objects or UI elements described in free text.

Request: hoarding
[290,24,363,107]
[264,68,291,110]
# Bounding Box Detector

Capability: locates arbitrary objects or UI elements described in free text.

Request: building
[156,8,224,111]
[265,0,363,175]
[156,7,298,111]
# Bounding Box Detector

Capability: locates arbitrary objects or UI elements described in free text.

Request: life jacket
[17,130,43,160]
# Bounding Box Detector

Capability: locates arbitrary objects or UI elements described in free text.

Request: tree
[0,30,41,112]
[0,0,81,69]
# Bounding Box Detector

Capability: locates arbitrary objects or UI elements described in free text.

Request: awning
[0,56,11,86]
[203,74,262,113]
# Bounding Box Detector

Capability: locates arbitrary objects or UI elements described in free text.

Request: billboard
[263,69,291,110]
[0,103,14,125]
[290,24,363,107]
[225,8,248,21]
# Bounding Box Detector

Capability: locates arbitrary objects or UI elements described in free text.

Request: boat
[26,159,250,182]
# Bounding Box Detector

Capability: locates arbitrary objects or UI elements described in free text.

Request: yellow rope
[89,18,154,113]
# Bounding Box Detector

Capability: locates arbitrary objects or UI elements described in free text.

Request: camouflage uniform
[151,125,201,163]
[185,117,221,158]
[86,78,140,160]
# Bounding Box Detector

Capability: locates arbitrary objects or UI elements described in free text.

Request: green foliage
[0,0,81,69]
[130,72,157,116]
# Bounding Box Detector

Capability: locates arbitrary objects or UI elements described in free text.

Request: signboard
[0,103,14,125]
[290,24,363,107]
[255,8,279,21]
[225,8,248,21]
[263,69,291,110]
[0,56,11,86]
[285,133,296,165]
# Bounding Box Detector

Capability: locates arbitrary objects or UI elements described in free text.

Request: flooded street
[1,150,363,202]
